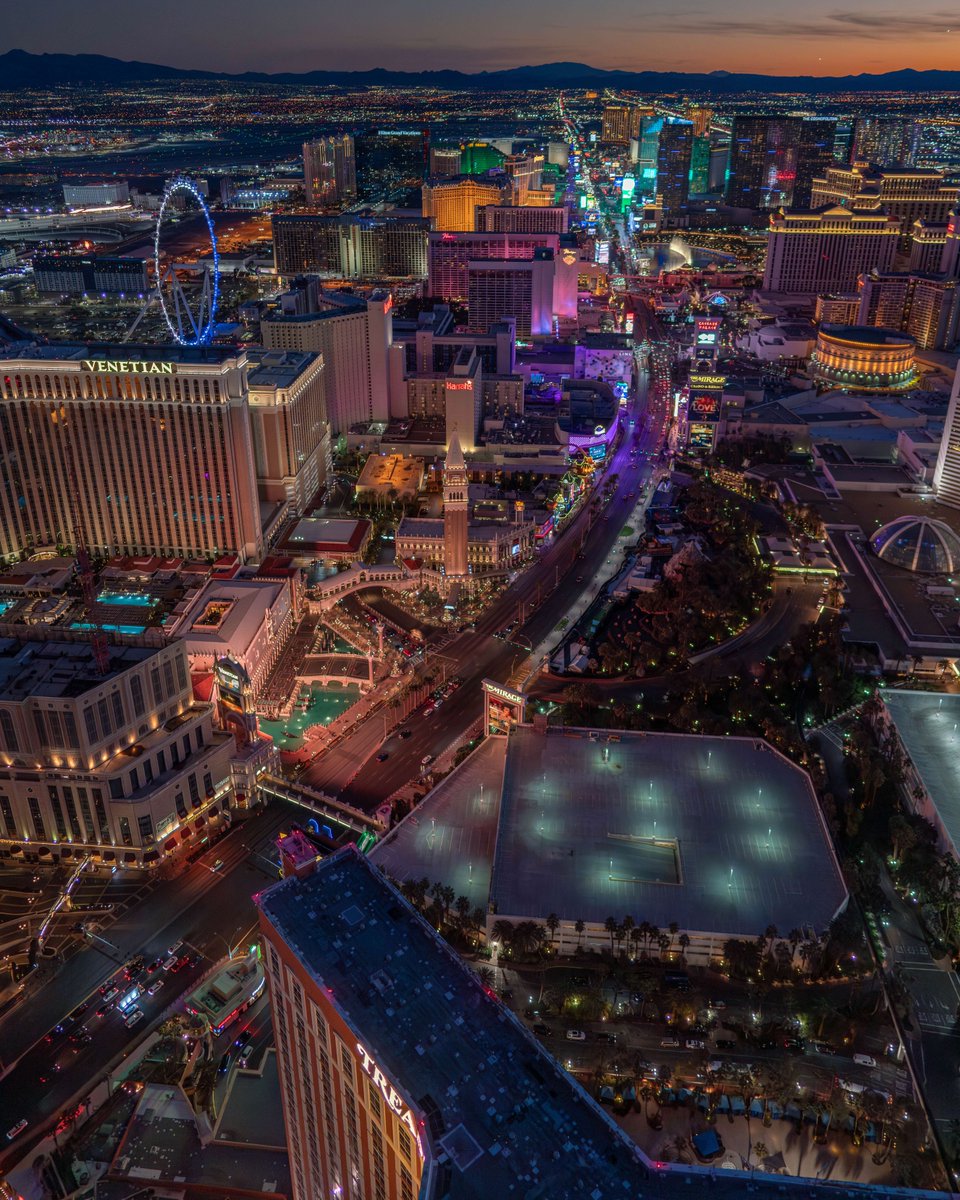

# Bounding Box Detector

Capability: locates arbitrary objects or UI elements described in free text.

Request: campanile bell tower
[442,433,469,580]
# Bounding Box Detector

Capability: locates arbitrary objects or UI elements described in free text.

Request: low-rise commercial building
[167,577,296,699]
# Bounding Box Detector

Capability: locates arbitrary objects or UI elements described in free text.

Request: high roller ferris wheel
[153,176,220,346]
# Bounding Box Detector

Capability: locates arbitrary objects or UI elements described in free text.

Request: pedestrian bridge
[258,772,385,841]
[307,563,422,611]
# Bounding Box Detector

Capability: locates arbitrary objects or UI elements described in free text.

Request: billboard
[688,422,716,452]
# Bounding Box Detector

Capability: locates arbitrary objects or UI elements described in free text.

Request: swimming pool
[98,592,157,608]
[0,600,15,617]
[260,684,361,749]
[71,622,147,636]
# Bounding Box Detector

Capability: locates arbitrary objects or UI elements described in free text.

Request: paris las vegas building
[0,341,329,564]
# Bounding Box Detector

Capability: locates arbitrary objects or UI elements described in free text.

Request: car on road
[532,1022,551,1036]
[95,1001,114,1017]
[235,1030,252,1048]
[211,858,224,872]
[123,1008,144,1028]
[167,940,183,958]
[852,1053,877,1067]
[715,1039,736,1050]
[565,1029,587,1041]
[660,1037,680,1048]
[709,999,726,1010]
[420,754,434,766]
[101,985,120,1003]
[398,730,412,739]
[162,955,178,972]
[238,1044,254,1066]
[5,1119,27,1141]
[146,958,163,973]
[69,1002,90,1021]
[595,1032,617,1044]
[685,1039,706,1050]
[218,1051,231,1074]
[147,980,164,996]
[376,752,389,762]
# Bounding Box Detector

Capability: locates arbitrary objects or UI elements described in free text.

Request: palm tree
[491,919,514,954]
[677,933,691,960]
[546,913,560,954]
[575,918,586,951]
[455,894,471,928]
[667,921,679,956]
[475,965,494,988]
[604,915,618,952]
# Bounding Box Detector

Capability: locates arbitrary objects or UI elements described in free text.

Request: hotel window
[28,798,46,841]
[175,791,187,819]
[97,699,112,737]
[188,775,200,807]
[0,709,19,752]
[339,1041,354,1082]
[138,814,154,844]
[92,789,110,841]
[63,711,78,746]
[0,795,16,838]
[112,692,124,729]
[398,1127,412,1162]
[119,817,133,847]
[83,706,98,744]
[130,674,145,717]
[47,787,68,840]
[62,787,82,839]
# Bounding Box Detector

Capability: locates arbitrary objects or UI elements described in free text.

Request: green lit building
[460,142,506,175]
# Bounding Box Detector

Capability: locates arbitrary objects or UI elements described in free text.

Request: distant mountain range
[2,49,960,94]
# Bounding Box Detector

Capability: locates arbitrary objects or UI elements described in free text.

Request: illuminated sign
[82,359,175,375]
[688,422,715,451]
[356,1043,423,1157]
[695,318,721,331]
[588,444,607,460]
[446,381,474,391]
[688,374,726,389]
[483,680,525,705]
[690,393,719,417]
[695,331,717,346]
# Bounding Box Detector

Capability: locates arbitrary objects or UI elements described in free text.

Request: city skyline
[4,0,960,76]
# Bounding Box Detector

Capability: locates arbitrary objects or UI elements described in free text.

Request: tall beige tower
[442,433,469,580]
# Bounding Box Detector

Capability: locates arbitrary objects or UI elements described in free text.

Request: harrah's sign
[82,359,175,375]
[356,1043,424,1157]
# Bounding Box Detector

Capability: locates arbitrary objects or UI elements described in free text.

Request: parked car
[853,1053,877,1068]
[565,1029,587,1042]
[660,1037,680,1048]
[532,1023,551,1036]
[686,1039,706,1051]
[6,1119,27,1141]
[715,1039,736,1050]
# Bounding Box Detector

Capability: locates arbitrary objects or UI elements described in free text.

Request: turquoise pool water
[260,684,361,749]
[71,622,147,635]
[0,600,15,616]
[98,592,157,608]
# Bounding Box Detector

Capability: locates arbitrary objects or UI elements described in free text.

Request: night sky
[4,0,959,76]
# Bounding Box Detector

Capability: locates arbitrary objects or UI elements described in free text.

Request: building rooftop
[257,846,654,1199]
[169,577,287,654]
[0,341,242,365]
[259,846,930,1200]
[279,517,370,556]
[819,325,916,348]
[881,689,960,858]
[0,634,157,702]
[490,726,847,937]
[245,348,319,389]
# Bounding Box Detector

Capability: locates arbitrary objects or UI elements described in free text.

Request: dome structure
[870,516,960,574]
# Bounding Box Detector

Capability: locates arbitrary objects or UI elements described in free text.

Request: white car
[852,1053,877,1068]
[420,754,434,767]
[6,1119,27,1141]
[565,1029,587,1041]
[147,980,164,996]
[162,955,178,972]
[124,1008,144,1028]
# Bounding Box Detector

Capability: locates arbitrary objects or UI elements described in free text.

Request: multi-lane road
[300,369,668,813]
[1,354,667,1165]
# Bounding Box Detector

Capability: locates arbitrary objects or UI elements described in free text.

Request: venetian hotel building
[0,343,328,562]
